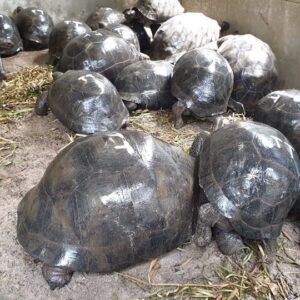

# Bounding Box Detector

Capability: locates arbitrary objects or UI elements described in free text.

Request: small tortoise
[217,34,278,115]
[13,7,54,50]
[48,21,91,64]
[195,121,300,263]
[171,48,234,128]
[151,13,220,61]
[103,23,140,51]
[115,60,176,110]
[17,130,196,289]
[253,90,300,155]
[55,30,144,82]
[0,14,23,56]
[124,0,184,24]
[86,7,125,30]
[35,70,129,134]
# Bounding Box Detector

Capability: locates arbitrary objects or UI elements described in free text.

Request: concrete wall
[0,0,135,23]
[182,0,300,89]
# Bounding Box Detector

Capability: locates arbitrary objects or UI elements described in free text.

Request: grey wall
[182,0,300,89]
[0,0,135,23]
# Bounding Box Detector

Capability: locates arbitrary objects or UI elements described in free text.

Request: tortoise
[35,70,129,134]
[253,90,300,155]
[17,130,196,289]
[123,21,153,52]
[171,48,234,129]
[114,60,176,111]
[151,13,220,61]
[48,21,91,64]
[86,7,125,30]
[13,7,54,50]
[194,121,300,262]
[217,34,278,115]
[124,0,184,24]
[0,14,23,56]
[103,23,140,51]
[55,30,144,82]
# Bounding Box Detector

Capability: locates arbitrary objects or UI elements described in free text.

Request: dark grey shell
[14,7,54,49]
[55,31,142,82]
[132,0,184,23]
[17,130,195,273]
[48,70,129,134]
[86,7,125,30]
[0,14,23,56]
[105,24,140,51]
[199,121,300,240]
[49,21,91,60]
[217,34,278,115]
[115,60,176,109]
[152,13,220,61]
[253,90,300,155]
[171,48,234,117]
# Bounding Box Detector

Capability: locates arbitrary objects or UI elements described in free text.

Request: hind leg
[42,264,73,290]
[172,101,187,129]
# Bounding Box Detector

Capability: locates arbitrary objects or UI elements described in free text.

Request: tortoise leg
[42,264,73,290]
[263,239,277,264]
[0,57,7,81]
[213,226,245,255]
[190,131,209,157]
[172,101,187,129]
[228,98,245,115]
[35,91,49,115]
[123,100,138,111]
[193,203,220,247]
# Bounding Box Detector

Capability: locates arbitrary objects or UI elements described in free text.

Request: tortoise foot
[172,102,186,129]
[42,264,73,290]
[214,227,244,255]
[124,100,138,111]
[35,91,49,115]
[193,222,212,247]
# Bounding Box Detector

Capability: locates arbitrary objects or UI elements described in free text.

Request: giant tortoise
[17,130,196,289]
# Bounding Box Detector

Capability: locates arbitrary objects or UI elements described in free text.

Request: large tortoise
[124,0,184,24]
[17,130,195,289]
[35,70,129,134]
[253,90,300,155]
[217,34,278,115]
[48,21,91,64]
[194,121,300,262]
[0,14,23,56]
[171,48,234,128]
[151,13,220,61]
[55,30,144,82]
[115,60,176,110]
[86,7,125,30]
[13,7,54,50]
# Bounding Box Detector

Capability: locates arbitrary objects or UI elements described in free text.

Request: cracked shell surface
[17,130,195,273]
[199,121,300,239]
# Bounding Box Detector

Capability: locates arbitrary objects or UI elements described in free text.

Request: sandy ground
[0,52,299,300]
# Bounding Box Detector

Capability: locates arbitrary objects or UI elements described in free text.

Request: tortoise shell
[151,13,220,61]
[199,121,300,240]
[14,7,54,49]
[171,48,233,118]
[253,90,300,155]
[86,7,125,30]
[55,30,142,82]
[0,14,23,56]
[115,60,176,110]
[104,23,140,51]
[17,130,195,273]
[217,34,278,115]
[49,21,91,61]
[48,70,129,134]
[130,0,184,23]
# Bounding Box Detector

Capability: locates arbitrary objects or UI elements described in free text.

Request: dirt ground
[0,52,300,300]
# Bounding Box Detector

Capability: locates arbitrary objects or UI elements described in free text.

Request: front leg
[172,101,187,129]
[42,264,73,290]
[35,91,49,115]
[193,203,220,247]
[0,57,7,81]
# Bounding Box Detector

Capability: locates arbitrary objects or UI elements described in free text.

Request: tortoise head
[0,38,15,51]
